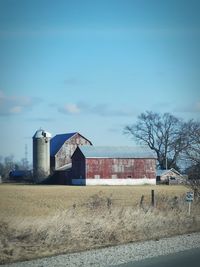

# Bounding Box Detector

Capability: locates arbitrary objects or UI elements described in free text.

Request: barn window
[94,175,100,179]
[127,175,132,178]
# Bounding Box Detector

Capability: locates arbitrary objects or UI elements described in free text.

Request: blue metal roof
[50,133,76,156]
[78,146,157,159]
[9,170,31,177]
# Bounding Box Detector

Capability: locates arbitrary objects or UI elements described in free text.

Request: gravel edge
[2,232,200,267]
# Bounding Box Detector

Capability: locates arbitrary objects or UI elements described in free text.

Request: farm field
[0,184,200,264]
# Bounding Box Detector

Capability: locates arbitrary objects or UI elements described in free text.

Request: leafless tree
[0,155,15,180]
[184,120,200,165]
[0,155,32,182]
[184,120,200,199]
[124,111,189,169]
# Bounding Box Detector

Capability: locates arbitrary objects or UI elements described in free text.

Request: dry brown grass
[0,184,199,264]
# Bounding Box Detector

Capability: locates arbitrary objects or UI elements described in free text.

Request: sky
[0,0,200,164]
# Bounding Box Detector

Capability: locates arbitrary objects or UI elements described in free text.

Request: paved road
[114,247,200,267]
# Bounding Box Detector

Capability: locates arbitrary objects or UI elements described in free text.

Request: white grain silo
[33,129,51,183]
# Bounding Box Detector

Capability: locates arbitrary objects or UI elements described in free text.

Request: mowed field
[0,184,200,264]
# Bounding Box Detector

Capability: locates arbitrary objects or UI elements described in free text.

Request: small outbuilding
[71,146,157,185]
[9,170,32,182]
[156,168,184,184]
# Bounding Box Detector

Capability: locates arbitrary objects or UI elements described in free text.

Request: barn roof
[50,133,76,156]
[78,146,157,159]
[156,169,170,176]
[156,168,182,177]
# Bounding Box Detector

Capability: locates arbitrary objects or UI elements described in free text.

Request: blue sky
[0,0,200,164]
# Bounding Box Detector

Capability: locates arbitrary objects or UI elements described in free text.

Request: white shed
[156,168,184,184]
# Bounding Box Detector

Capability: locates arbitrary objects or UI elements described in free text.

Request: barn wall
[72,178,156,185]
[159,170,183,185]
[86,158,156,179]
[160,171,180,181]
[55,133,91,169]
[71,149,85,180]
[46,169,72,185]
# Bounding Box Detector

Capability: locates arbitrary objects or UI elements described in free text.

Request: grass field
[0,184,200,264]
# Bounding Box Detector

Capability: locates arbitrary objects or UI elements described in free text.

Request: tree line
[0,155,31,181]
[124,111,200,181]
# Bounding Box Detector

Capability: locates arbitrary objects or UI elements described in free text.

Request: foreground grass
[0,184,199,264]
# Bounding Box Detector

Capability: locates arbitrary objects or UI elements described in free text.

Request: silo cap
[33,129,51,138]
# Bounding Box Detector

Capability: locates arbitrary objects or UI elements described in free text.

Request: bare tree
[0,155,15,180]
[124,111,189,169]
[185,164,200,197]
[0,155,32,182]
[184,120,200,198]
[184,120,200,165]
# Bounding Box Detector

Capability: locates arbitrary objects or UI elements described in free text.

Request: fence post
[194,189,198,201]
[151,189,155,207]
[140,195,144,208]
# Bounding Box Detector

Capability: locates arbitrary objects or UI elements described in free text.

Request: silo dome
[33,129,51,183]
[33,129,51,139]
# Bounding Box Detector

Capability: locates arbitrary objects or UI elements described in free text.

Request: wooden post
[188,202,191,216]
[194,189,198,201]
[151,189,155,207]
[140,195,144,208]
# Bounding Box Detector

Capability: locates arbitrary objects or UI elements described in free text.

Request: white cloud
[59,103,81,114]
[174,100,200,114]
[0,90,42,116]
[195,101,200,111]
[65,104,80,114]
[9,106,23,114]
[0,90,4,99]
[58,102,137,117]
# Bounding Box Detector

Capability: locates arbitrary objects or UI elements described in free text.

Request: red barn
[71,146,157,185]
[50,132,92,170]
